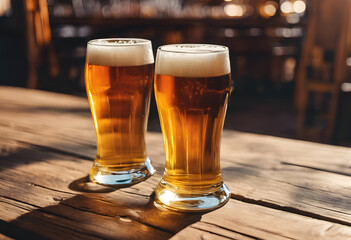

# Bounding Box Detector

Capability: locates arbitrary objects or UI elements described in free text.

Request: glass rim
[158,44,228,54]
[87,38,151,47]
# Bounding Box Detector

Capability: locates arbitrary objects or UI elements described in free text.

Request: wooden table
[1,86,351,240]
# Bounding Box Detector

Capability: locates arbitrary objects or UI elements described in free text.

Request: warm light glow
[0,0,11,16]
[283,57,296,82]
[224,28,235,37]
[347,57,351,66]
[293,0,306,14]
[286,13,300,23]
[341,83,351,92]
[211,6,222,18]
[280,1,293,14]
[157,189,177,206]
[263,1,277,17]
[224,4,244,17]
[224,0,233,2]
[274,27,302,37]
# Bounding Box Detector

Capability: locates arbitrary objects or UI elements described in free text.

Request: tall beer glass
[85,38,155,186]
[154,44,231,211]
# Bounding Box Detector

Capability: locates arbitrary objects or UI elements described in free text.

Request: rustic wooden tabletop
[0,86,351,240]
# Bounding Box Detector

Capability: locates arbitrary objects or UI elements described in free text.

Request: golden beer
[85,39,155,185]
[154,44,231,211]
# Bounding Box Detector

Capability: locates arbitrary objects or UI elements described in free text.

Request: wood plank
[171,226,236,240]
[1,140,351,239]
[7,198,171,240]
[220,133,351,225]
[0,86,89,109]
[1,86,350,175]
[195,200,351,240]
[0,233,14,240]
[0,143,172,239]
[2,86,351,238]
[2,120,351,226]
[220,131,351,175]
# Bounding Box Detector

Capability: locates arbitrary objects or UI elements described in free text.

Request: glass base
[90,157,155,186]
[155,178,230,212]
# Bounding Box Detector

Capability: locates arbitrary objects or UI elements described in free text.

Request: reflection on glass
[85,38,155,186]
[154,44,232,212]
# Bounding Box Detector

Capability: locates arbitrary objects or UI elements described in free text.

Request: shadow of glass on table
[6,191,203,240]
[0,142,203,239]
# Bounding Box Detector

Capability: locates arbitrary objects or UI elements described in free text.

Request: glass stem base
[90,157,155,186]
[155,178,230,212]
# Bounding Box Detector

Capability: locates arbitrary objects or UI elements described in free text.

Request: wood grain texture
[1,86,351,239]
[1,141,351,240]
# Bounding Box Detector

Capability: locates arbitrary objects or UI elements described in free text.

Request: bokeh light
[293,0,306,14]
[224,3,244,17]
[0,0,11,17]
[260,1,278,18]
[280,1,293,14]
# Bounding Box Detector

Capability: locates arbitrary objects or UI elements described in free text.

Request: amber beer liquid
[154,44,231,211]
[85,39,155,186]
[155,74,231,186]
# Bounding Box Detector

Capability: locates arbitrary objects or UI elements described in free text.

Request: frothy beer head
[86,38,154,67]
[155,44,230,78]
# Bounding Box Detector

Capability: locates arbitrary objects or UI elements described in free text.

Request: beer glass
[85,38,155,186]
[154,44,231,211]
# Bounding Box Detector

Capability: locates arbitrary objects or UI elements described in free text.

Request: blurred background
[0,0,350,146]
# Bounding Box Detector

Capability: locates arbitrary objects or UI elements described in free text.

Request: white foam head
[155,44,230,78]
[86,38,154,67]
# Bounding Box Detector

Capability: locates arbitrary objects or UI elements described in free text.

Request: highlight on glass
[85,38,155,186]
[154,44,231,211]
